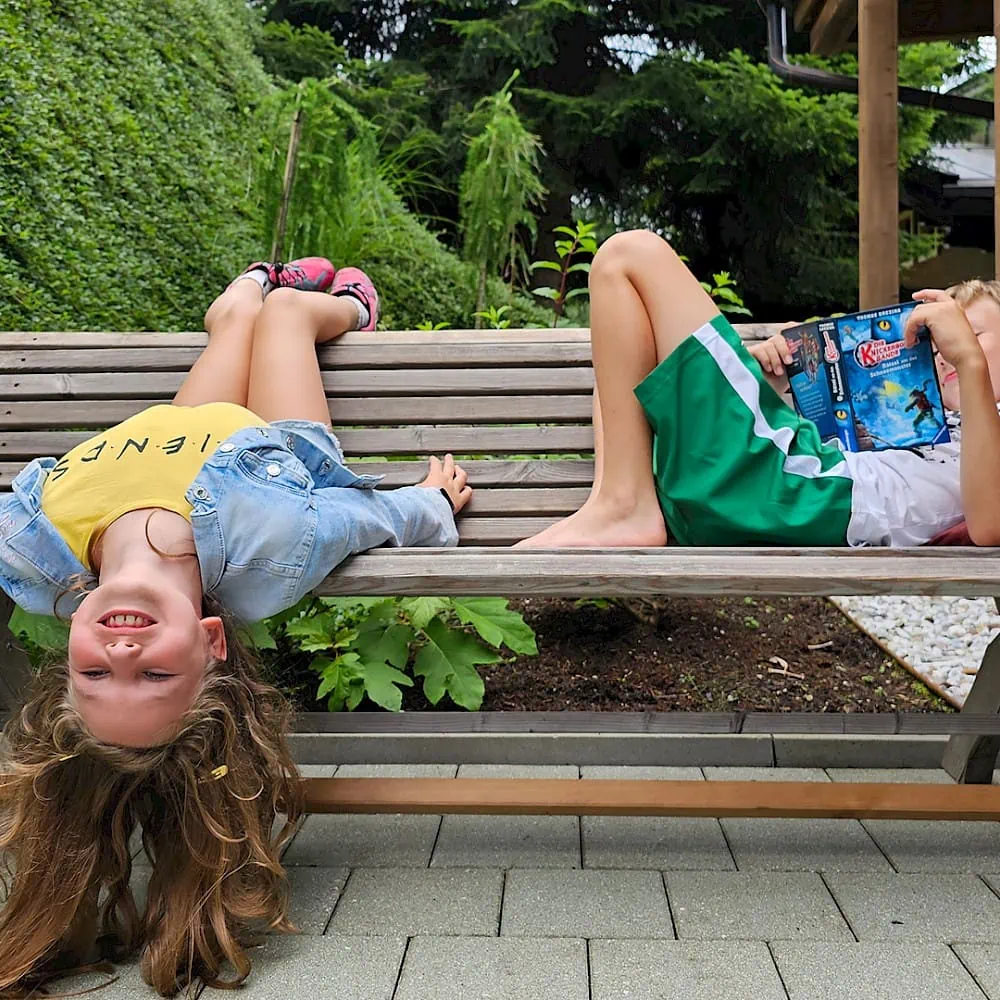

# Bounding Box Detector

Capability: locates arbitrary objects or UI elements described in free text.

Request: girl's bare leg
[172,280,262,407]
[247,287,360,424]
[589,387,604,495]
[517,230,719,547]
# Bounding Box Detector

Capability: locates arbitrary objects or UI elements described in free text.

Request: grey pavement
[25,764,1000,998]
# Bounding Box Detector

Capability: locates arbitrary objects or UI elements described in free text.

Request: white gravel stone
[830,596,998,707]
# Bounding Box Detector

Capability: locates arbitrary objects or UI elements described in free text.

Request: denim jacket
[0,420,458,622]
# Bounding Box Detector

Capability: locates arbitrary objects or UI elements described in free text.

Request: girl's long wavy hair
[0,596,304,998]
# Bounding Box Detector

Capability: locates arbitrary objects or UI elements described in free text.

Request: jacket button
[219,443,235,453]
[320,460,331,473]
[194,487,209,500]
[285,435,295,449]
[266,464,281,477]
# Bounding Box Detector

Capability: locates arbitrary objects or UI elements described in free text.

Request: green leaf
[360,658,413,711]
[566,262,591,274]
[239,620,277,651]
[312,653,364,711]
[564,287,589,300]
[413,616,499,709]
[531,287,560,300]
[451,598,538,654]
[400,597,450,631]
[552,225,578,237]
[8,608,69,651]
[354,622,415,669]
[529,260,561,271]
[285,612,338,652]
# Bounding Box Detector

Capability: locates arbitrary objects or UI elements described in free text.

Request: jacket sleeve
[310,484,459,571]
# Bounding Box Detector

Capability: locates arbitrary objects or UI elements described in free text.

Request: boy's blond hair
[946,278,1000,310]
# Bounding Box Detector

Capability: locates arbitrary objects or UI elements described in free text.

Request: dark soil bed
[270,595,950,715]
[410,595,950,714]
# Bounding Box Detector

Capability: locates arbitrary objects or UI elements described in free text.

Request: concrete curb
[289,732,948,769]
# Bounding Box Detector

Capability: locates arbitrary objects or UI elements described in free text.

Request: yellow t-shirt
[41,402,268,567]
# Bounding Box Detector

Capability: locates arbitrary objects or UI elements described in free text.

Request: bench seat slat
[0,426,596,460]
[0,369,595,397]
[317,548,1000,596]
[0,458,596,490]
[0,395,595,428]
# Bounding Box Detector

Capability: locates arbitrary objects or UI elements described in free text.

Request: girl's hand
[904,289,983,371]
[419,454,472,514]
[748,332,794,376]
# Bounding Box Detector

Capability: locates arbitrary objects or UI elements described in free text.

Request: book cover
[783,302,950,452]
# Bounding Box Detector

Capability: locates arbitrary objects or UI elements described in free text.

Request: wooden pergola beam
[811,0,859,55]
[858,0,899,307]
[794,0,826,31]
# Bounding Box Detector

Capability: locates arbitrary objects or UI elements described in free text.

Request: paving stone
[333,763,458,777]
[44,963,164,998]
[432,765,581,868]
[282,813,441,868]
[952,944,1000,999]
[590,940,787,1000]
[666,872,852,942]
[859,819,1000,873]
[825,873,1000,941]
[704,765,888,872]
[236,934,406,998]
[582,766,734,871]
[825,768,954,784]
[772,942,985,999]
[327,867,502,936]
[502,869,673,938]
[396,936,588,1000]
[285,866,349,934]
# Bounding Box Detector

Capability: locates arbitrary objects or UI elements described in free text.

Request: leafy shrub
[0,0,270,331]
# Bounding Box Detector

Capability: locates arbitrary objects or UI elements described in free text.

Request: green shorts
[633,314,854,546]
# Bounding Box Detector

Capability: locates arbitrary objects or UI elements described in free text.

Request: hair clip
[208,765,229,781]
[56,753,77,762]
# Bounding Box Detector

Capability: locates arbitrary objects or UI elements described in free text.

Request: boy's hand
[748,331,794,376]
[419,454,472,514]
[904,289,983,371]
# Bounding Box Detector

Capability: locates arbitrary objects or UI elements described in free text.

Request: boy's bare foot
[515,497,667,548]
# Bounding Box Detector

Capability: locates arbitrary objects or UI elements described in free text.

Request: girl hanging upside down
[0,258,471,996]
[518,231,1000,550]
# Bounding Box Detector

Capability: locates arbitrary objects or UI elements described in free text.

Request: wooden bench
[3,327,1000,821]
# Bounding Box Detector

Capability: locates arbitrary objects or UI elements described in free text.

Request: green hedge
[0,0,269,331]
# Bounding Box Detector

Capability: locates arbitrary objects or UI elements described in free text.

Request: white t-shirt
[842,411,964,546]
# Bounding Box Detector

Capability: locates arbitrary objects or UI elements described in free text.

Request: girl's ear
[201,616,228,661]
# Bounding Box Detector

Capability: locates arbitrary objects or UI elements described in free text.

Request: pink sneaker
[232,256,336,293]
[330,266,380,332]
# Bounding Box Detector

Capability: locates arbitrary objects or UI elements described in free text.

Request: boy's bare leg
[173,280,262,407]
[247,287,360,424]
[589,387,604,495]
[518,230,719,547]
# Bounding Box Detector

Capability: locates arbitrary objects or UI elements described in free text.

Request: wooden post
[995,0,999,280]
[858,0,899,308]
[0,592,34,712]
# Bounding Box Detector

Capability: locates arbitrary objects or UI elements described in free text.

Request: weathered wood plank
[0,395,595,428]
[317,549,1000,597]
[0,426,596,460]
[794,0,825,30]
[811,0,859,53]
[0,345,596,374]
[0,323,783,349]
[0,458,595,490]
[0,368,595,398]
[942,630,1000,783]
[300,777,1000,820]
[0,592,34,712]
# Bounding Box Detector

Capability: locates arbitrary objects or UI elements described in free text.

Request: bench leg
[942,621,1000,784]
[0,593,34,713]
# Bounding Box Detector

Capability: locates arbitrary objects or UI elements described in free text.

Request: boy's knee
[592,230,675,275]
[258,286,306,313]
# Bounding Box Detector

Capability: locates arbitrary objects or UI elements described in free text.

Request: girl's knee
[592,230,676,276]
[258,286,308,315]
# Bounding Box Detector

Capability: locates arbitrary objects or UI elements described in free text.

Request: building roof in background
[931,143,995,190]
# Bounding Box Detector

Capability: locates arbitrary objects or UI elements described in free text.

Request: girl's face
[936,296,1000,411]
[67,576,226,747]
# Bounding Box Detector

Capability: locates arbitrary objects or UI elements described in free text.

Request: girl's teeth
[107,614,150,627]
